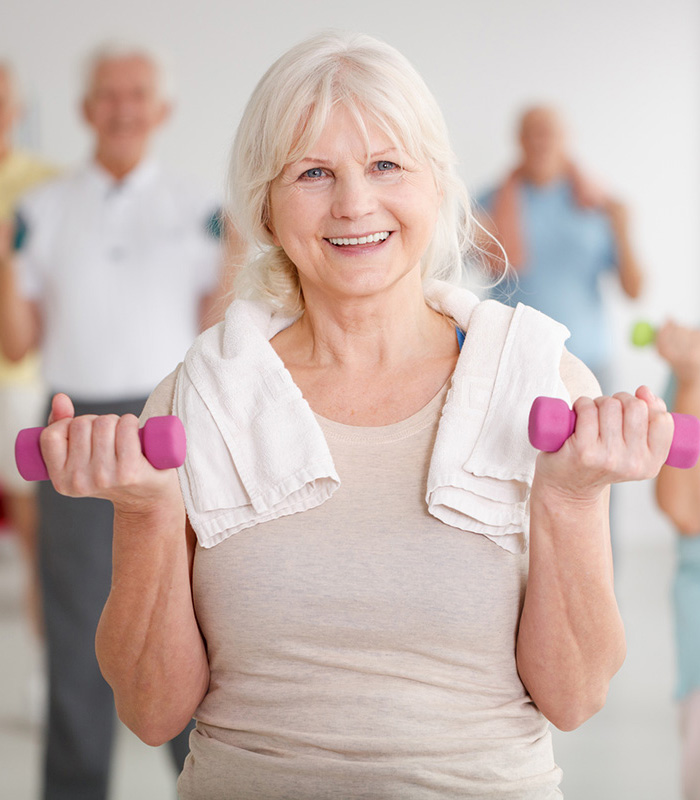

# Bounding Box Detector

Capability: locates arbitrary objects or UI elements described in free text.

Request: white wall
[3,0,699,541]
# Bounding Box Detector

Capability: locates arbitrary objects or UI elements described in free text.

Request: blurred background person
[0,61,57,638]
[475,105,644,393]
[655,321,700,800]
[0,42,224,800]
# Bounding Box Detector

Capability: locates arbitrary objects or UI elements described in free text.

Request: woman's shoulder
[560,349,601,403]
[139,365,182,423]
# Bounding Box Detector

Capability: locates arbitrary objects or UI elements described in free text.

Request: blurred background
[1,0,698,797]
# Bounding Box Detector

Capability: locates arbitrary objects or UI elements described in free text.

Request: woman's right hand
[40,392,182,513]
[656,321,700,388]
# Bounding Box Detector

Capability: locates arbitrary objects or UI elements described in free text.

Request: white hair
[227,30,476,314]
[81,41,174,101]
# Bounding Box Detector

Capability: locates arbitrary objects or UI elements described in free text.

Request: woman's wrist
[530,470,605,511]
[112,487,185,538]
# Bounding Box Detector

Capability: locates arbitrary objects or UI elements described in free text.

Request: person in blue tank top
[476,106,644,392]
[656,320,700,800]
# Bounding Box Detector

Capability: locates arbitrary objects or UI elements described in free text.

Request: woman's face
[268,104,441,305]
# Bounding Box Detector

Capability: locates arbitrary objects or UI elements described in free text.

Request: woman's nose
[330,172,378,220]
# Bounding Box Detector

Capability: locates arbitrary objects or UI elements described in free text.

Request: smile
[326,231,391,246]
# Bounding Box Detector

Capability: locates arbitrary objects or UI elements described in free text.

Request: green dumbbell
[631,321,656,347]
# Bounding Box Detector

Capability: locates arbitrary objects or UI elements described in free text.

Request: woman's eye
[376,160,398,172]
[301,167,326,179]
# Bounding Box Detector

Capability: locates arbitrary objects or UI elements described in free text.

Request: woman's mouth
[325,231,391,247]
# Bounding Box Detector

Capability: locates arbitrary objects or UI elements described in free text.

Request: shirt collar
[85,156,159,195]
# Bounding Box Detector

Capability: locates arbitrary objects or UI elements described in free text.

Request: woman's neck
[285,277,451,371]
[269,274,460,426]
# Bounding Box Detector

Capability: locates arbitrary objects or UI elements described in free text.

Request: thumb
[48,393,75,426]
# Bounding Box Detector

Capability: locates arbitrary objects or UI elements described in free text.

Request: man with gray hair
[0,44,223,799]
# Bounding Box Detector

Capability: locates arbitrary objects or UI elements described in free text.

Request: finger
[48,393,75,425]
[616,392,649,455]
[595,395,624,450]
[64,415,98,474]
[570,395,600,447]
[114,415,144,476]
[91,415,121,486]
[636,386,673,460]
[648,407,675,464]
[39,418,72,478]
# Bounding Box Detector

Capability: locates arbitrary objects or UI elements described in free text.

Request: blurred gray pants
[37,397,193,800]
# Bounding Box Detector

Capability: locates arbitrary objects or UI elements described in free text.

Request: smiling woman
[265,105,442,315]
[228,32,470,317]
[33,29,679,800]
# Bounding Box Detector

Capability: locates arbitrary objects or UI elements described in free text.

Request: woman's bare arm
[517,478,623,730]
[41,391,209,746]
[516,357,671,730]
[96,510,209,745]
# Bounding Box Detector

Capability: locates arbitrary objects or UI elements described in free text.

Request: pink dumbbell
[528,397,700,469]
[15,416,186,482]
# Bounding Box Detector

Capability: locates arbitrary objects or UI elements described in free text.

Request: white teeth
[327,231,390,246]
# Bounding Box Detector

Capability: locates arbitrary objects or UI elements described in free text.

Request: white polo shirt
[16,158,222,402]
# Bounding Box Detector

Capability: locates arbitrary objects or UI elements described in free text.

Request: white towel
[425,297,570,554]
[173,299,339,548]
[175,282,568,553]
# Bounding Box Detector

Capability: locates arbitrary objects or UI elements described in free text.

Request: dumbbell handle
[529,396,700,469]
[14,415,186,482]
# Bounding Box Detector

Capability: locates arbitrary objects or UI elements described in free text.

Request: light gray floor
[0,523,684,800]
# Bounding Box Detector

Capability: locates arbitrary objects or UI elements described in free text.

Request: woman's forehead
[287,104,410,166]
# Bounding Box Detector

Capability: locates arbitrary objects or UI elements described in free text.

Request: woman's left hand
[534,386,675,502]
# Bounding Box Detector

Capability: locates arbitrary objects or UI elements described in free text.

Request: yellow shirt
[0,149,58,384]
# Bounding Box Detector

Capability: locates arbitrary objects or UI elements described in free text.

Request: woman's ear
[264,207,281,247]
[268,224,281,247]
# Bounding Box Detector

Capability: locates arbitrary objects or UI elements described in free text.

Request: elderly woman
[40,32,673,800]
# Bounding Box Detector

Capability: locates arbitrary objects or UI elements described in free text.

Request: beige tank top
[149,372,566,799]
